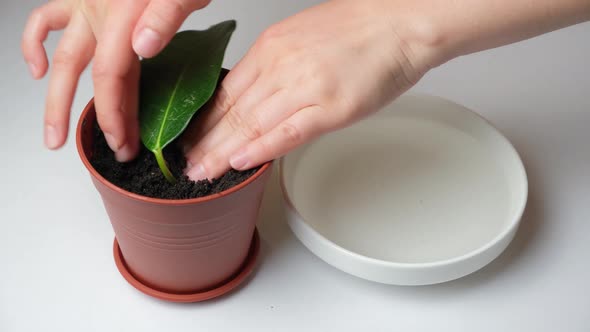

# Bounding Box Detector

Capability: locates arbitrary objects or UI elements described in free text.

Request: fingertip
[23,1,69,79]
[229,146,250,170]
[115,141,139,162]
[186,163,208,182]
[133,0,200,58]
[22,43,48,79]
[44,124,65,150]
[132,27,163,58]
[28,62,40,79]
[103,130,140,162]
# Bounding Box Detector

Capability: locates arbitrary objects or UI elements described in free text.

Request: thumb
[132,0,211,58]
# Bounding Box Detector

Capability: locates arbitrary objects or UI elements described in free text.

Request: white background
[1,1,589,331]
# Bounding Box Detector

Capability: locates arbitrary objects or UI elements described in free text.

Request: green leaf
[139,20,236,182]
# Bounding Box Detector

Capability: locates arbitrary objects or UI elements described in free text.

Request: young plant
[139,20,236,182]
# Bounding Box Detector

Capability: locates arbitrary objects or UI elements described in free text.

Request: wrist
[379,1,455,72]
[383,0,590,71]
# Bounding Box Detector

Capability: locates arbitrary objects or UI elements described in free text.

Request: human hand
[183,0,437,180]
[22,0,210,161]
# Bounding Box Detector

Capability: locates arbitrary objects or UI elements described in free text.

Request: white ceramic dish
[279,94,528,285]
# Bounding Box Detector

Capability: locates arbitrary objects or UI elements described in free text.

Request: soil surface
[90,124,259,200]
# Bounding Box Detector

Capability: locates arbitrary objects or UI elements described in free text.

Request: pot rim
[76,98,272,206]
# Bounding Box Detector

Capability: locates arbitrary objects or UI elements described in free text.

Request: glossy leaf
[139,20,236,181]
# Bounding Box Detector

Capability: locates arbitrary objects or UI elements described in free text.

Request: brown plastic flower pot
[75,99,272,302]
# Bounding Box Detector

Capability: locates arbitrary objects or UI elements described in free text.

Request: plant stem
[154,148,176,183]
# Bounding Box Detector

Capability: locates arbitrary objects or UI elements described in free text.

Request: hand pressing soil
[90,124,259,199]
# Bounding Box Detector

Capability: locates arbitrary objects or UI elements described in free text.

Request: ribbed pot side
[77,99,272,293]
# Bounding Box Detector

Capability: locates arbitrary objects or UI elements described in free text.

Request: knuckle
[213,84,235,115]
[279,122,302,145]
[240,114,264,140]
[256,24,283,49]
[94,111,118,133]
[200,152,222,177]
[81,0,99,16]
[164,0,186,17]
[257,29,274,46]
[44,117,57,127]
[148,0,186,30]
[52,48,78,70]
[226,109,263,140]
[272,53,296,72]
[29,7,45,24]
[91,60,108,79]
[225,110,244,132]
[92,60,123,81]
[193,0,211,10]
[302,70,336,101]
[264,23,284,38]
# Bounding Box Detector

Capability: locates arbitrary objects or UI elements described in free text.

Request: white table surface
[1,1,589,331]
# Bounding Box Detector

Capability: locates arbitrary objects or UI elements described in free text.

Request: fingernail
[115,143,136,163]
[44,124,60,149]
[230,147,249,170]
[104,132,121,152]
[28,62,39,78]
[187,163,207,181]
[133,28,162,57]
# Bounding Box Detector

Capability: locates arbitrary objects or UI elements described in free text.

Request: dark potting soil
[90,124,259,200]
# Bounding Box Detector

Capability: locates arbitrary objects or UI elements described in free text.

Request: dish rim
[279,94,528,270]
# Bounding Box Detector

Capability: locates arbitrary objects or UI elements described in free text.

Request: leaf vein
[155,66,188,150]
